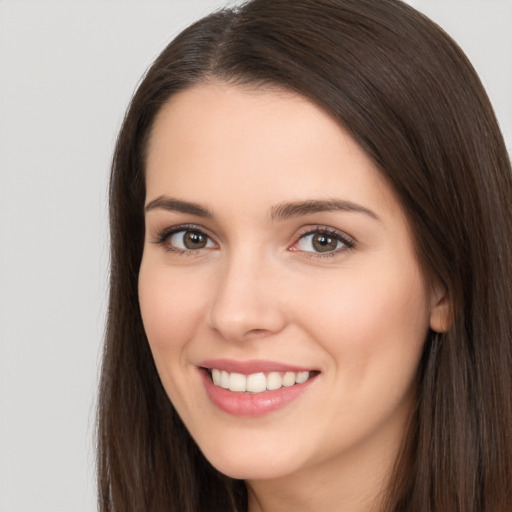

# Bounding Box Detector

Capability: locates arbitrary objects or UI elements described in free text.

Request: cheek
[294,261,430,444]
[138,260,208,358]
[297,260,430,382]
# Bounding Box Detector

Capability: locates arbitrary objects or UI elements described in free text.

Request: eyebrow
[144,196,213,217]
[144,196,380,222]
[270,199,380,222]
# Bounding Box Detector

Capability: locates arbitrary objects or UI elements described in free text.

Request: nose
[206,252,287,342]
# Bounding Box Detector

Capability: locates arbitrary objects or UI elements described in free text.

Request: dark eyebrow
[145,196,379,222]
[270,199,380,221]
[144,196,213,218]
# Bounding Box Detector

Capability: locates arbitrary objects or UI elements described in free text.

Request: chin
[198,437,305,481]
[209,457,297,481]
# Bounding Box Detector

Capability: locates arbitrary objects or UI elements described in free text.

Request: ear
[429,284,451,333]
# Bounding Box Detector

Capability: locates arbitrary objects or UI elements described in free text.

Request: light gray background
[0,1,510,511]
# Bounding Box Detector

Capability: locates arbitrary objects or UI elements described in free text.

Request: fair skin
[138,82,448,512]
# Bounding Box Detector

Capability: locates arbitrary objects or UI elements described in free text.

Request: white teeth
[247,372,267,393]
[229,372,247,392]
[209,369,312,393]
[266,371,282,390]
[296,371,309,384]
[220,370,230,389]
[282,371,296,387]
[211,368,221,386]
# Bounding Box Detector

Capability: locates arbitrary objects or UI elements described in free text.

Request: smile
[209,369,311,394]
[200,363,319,416]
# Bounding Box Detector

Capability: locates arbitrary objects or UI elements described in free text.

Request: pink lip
[198,360,318,417]
[198,358,313,374]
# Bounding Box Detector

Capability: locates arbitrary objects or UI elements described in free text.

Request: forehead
[146,82,343,169]
[144,81,401,221]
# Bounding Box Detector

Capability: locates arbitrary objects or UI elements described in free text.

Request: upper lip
[198,358,317,374]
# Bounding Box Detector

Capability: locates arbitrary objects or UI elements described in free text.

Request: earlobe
[429,286,451,333]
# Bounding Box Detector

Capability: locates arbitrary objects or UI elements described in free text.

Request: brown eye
[183,231,207,249]
[168,229,215,251]
[312,233,338,252]
[295,228,353,255]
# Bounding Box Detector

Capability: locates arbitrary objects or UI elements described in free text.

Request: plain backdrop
[0,1,510,511]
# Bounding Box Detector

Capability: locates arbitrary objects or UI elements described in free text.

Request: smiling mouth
[206,369,318,394]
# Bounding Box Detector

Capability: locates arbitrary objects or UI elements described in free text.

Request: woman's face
[139,82,444,484]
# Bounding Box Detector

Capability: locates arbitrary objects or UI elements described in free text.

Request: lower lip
[200,370,316,417]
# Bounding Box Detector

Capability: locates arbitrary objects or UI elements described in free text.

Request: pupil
[184,231,206,249]
[313,233,337,252]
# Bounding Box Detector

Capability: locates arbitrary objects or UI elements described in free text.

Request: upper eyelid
[293,225,356,243]
[154,223,214,237]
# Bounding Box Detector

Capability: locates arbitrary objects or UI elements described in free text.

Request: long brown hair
[97,1,512,510]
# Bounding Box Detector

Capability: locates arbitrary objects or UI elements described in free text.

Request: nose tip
[206,263,287,342]
[208,305,285,341]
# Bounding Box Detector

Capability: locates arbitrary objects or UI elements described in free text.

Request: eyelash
[152,224,215,255]
[152,224,355,257]
[291,226,356,258]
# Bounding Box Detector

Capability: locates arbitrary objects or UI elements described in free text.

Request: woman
[97,0,512,510]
